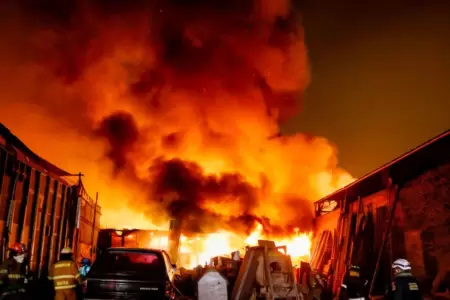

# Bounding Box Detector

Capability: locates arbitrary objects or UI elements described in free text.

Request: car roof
[105,247,165,254]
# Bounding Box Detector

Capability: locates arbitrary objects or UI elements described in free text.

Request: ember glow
[0,0,354,265]
[152,223,312,269]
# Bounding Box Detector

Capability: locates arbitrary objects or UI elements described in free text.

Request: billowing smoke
[0,0,353,234]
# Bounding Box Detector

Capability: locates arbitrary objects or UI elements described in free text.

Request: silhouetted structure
[312,129,450,298]
[0,123,101,279]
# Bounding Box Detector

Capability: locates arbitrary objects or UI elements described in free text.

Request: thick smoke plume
[0,0,353,234]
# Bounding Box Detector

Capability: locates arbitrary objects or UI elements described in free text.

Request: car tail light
[165,281,175,299]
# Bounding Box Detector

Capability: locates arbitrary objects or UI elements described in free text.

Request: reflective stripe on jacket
[48,260,81,291]
[0,259,27,292]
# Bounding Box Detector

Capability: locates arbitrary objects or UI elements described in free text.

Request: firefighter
[0,243,29,300]
[386,258,422,300]
[339,265,368,300]
[78,258,91,279]
[307,271,326,300]
[48,248,81,300]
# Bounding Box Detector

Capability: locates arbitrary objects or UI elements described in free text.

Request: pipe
[369,182,400,296]
[90,192,99,260]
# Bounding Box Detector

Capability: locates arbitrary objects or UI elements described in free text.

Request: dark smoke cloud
[0,0,323,234]
[96,112,140,173]
[17,0,306,120]
[150,158,260,231]
[96,111,314,234]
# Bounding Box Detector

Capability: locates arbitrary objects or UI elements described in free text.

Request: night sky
[282,0,450,178]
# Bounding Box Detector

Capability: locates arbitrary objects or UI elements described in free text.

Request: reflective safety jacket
[340,274,368,300]
[48,260,81,291]
[0,259,27,295]
[308,272,325,300]
[385,272,423,300]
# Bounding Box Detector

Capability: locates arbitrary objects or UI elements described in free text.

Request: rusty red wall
[394,163,450,293]
[0,145,101,278]
[312,163,450,296]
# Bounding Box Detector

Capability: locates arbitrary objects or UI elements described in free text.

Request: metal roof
[0,122,71,177]
[316,128,450,204]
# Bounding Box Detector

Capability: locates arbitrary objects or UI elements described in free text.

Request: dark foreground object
[83,247,180,300]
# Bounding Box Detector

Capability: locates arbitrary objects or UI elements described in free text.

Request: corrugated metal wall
[311,190,392,296]
[0,146,101,278]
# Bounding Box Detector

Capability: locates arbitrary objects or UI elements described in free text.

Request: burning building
[311,129,450,297]
[0,0,354,266]
[97,224,313,270]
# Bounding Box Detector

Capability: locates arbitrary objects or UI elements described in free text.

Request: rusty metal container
[0,123,101,278]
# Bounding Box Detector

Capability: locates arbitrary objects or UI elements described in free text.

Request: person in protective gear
[307,271,326,300]
[339,265,368,300]
[0,243,29,300]
[48,247,82,300]
[78,258,91,279]
[385,258,422,300]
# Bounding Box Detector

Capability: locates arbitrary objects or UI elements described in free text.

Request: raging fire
[149,223,312,269]
[0,0,354,264]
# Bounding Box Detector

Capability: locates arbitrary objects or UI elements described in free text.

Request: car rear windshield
[91,251,164,274]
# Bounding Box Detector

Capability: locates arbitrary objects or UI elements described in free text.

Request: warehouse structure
[311,129,450,297]
[0,123,101,278]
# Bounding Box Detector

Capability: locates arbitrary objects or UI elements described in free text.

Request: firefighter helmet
[61,247,73,254]
[348,265,360,277]
[349,265,360,271]
[9,242,26,254]
[392,258,411,271]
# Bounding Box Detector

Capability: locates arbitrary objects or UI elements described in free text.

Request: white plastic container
[197,268,228,300]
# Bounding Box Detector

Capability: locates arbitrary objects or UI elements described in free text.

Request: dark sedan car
[83,247,181,300]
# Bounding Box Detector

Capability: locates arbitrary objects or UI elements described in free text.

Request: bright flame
[244,223,312,265]
[149,223,312,269]
[198,232,233,266]
[0,1,356,261]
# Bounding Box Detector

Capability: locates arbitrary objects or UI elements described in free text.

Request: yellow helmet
[61,247,73,254]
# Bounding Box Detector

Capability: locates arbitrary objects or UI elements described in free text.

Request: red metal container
[0,123,101,278]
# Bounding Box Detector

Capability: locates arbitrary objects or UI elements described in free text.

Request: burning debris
[0,0,354,258]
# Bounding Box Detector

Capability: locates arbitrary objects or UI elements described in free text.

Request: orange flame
[0,0,355,260]
[145,222,312,269]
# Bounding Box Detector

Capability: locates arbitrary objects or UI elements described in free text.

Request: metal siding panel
[16,165,31,243]
[37,177,55,278]
[35,175,51,278]
[2,154,19,259]
[0,133,101,279]
[67,190,74,249]
[0,148,6,198]
[59,186,71,251]
[47,181,62,266]
[372,206,389,295]
[80,199,93,244]
[20,167,35,246]
[0,151,11,259]
[10,162,26,245]
[28,171,42,272]
[64,187,76,249]
[375,206,388,253]
[55,185,67,261]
